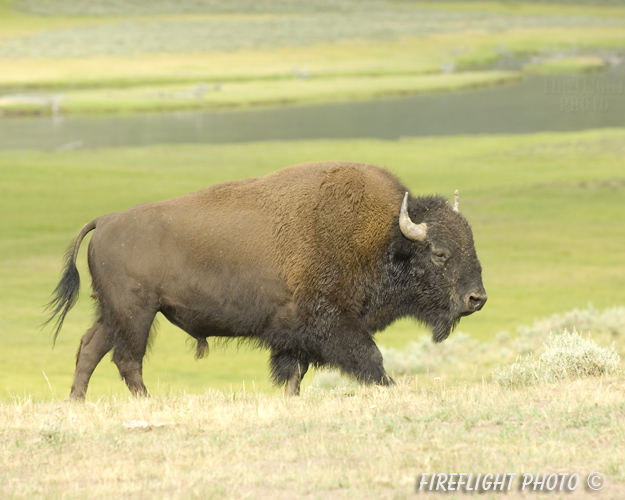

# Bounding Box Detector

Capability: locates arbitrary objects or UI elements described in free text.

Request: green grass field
[1,130,624,400]
[0,70,526,114]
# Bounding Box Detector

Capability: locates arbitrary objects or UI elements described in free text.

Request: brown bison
[46,161,486,400]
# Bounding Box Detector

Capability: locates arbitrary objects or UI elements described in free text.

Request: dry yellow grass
[1,374,624,499]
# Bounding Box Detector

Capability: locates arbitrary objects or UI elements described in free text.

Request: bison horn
[452,189,459,213]
[399,192,427,242]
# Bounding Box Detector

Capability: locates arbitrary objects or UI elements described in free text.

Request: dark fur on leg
[270,350,309,394]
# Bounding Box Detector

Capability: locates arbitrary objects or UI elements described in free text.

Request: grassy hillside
[1,129,624,400]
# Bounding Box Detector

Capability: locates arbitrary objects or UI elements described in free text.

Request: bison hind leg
[106,303,158,398]
[70,319,114,401]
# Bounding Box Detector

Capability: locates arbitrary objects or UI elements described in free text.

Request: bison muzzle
[45,161,486,400]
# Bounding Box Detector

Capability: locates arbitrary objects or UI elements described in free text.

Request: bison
[45,161,486,400]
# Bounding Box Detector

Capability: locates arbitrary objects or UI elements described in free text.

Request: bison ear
[390,230,414,258]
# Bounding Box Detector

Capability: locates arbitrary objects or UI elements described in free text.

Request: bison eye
[432,248,450,265]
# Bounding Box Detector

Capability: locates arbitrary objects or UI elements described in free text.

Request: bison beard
[44,161,486,400]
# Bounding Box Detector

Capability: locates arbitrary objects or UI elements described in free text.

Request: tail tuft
[195,338,209,360]
[43,244,81,345]
[42,218,98,345]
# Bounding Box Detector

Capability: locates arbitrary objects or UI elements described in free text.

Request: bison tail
[43,219,98,345]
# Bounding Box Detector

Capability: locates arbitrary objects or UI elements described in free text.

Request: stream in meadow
[0,66,623,150]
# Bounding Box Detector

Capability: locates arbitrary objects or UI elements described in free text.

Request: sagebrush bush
[381,332,485,375]
[511,304,625,355]
[493,329,620,389]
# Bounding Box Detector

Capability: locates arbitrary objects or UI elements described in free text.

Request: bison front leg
[269,351,309,396]
[324,329,395,387]
[285,361,309,396]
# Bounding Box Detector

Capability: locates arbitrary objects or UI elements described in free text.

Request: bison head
[388,191,487,343]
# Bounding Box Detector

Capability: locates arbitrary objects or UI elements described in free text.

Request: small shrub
[380,337,432,376]
[493,329,620,389]
[310,369,353,389]
[381,332,484,376]
[512,304,625,355]
[39,417,66,446]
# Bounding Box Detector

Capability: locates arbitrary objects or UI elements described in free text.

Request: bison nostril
[468,293,487,310]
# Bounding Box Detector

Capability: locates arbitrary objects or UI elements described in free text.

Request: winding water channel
[1,67,623,151]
